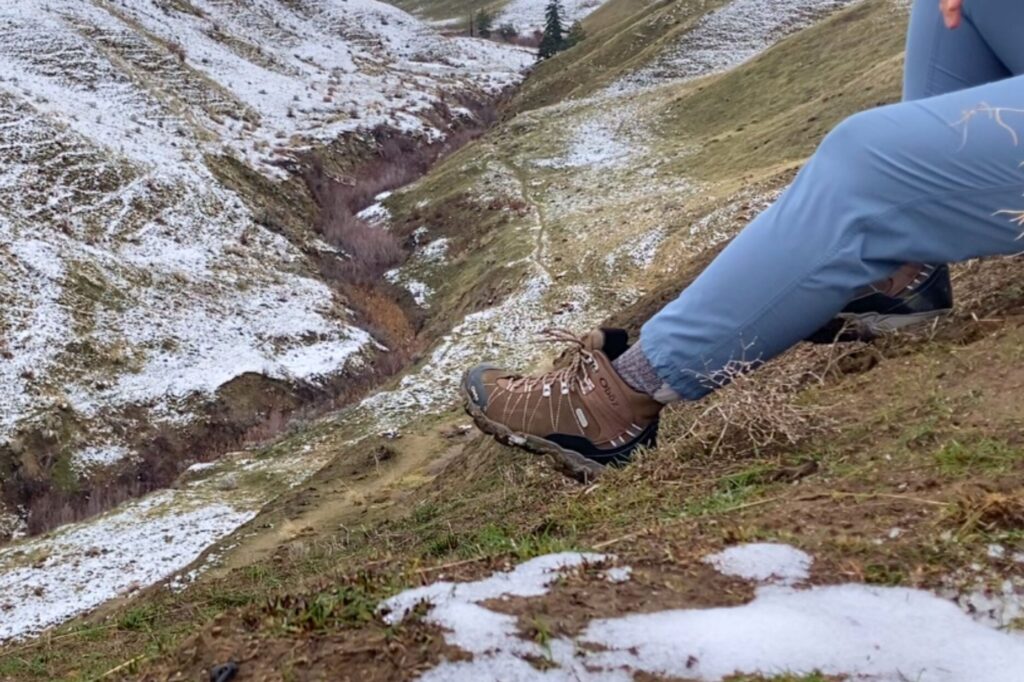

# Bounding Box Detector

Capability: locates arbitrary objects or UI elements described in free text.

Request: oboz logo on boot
[598,377,619,406]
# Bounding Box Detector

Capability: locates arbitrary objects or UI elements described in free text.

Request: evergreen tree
[497,22,518,41]
[475,9,494,38]
[537,0,565,59]
[565,20,586,48]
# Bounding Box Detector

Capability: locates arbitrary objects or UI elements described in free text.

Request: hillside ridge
[1,0,1023,678]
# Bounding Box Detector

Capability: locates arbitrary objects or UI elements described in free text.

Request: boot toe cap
[462,363,501,409]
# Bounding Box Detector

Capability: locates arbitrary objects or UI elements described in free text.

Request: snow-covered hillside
[495,0,608,33]
[0,1,531,507]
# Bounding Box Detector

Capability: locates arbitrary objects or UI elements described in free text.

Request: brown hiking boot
[461,328,662,481]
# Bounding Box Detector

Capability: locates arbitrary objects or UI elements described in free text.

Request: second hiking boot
[461,329,661,481]
[807,263,953,344]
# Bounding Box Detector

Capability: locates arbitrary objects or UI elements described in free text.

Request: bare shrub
[302,109,499,284]
[666,343,858,459]
[168,41,187,63]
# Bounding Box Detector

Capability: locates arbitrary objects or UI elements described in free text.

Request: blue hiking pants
[641,0,1024,400]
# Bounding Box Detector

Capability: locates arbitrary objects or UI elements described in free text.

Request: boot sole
[459,378,606,484]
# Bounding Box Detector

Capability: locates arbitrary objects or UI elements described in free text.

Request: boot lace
[505,328,598,398]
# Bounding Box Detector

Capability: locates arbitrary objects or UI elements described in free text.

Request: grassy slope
[389,0,499,23]
[3,0,1023,678]
[511,0,733,111]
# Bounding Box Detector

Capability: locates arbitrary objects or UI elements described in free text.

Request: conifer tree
[565,20,586,48]
[537,0,565,60]
[476,9,494,38]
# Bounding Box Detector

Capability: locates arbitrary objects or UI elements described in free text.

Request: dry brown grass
[949,487,1024,536]
[658,343,866,460]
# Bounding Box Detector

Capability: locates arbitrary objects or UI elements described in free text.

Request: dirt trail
[214,430,465,575]
[505,156,553,281]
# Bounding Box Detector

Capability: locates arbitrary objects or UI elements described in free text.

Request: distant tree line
[468,8,516,41]
[467,1,585,57]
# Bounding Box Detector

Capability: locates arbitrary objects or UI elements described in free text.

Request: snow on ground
[0,445,335,642]
[534,100,641,170]
[358,191,396,226]
[704,542,811,585]
[383,543,1024,681]
[386,267,435,307]
[955,583,1024,633]
[0,0,527,214]
[608,0,855,94]
[688,186,786,246]
[357,203,393,226]
[358,239,609,432]
[70,445,134,474]
[405,280,434,307]
[534,0,857,175]
[0,495,252,642]
[603,566,632,583]
[495,0,609,34]
[383,231,450,308]
[420,238,451,261]
[0,0,537,624]
[0,514,26,544]
[381,552,606,625]
[603,226,667,270]
[0,0,535,448]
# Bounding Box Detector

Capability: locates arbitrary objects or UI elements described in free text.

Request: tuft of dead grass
[949,487,1024,536]
[662,343,858,459]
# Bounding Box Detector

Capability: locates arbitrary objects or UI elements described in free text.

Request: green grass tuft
[934,438,1024,475]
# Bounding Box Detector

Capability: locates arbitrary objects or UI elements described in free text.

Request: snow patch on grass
[383,544,1024,681]
[381,552,606,625]
[70,445,134,473]
[704,543,811,585]
[604,226,667,270]
[583,582,1024,681]
[603,566,632,583]
[0,494,254,642]
[0,443,337,642]
[357,202,392,226]
[688,187,785,249]
[385,267,435,308]
[0,0,536,445]
[419,238,450,262]
[947,579,1024,632]
[0,238,70,435]
[608,0,855,94]
[535,98,645,170]
[405,280,433,307]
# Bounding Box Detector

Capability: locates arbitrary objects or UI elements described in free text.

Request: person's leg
[808,0,1013,341]
[903,0,1009,100]
[637,69,1024,400]
[463,1,1024,469]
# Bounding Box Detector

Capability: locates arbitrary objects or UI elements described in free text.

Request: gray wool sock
[612,343,664,399]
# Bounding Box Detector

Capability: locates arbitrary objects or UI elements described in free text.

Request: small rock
[215,474,239,491]
[440,424,473,439]
[210,661,239,682]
